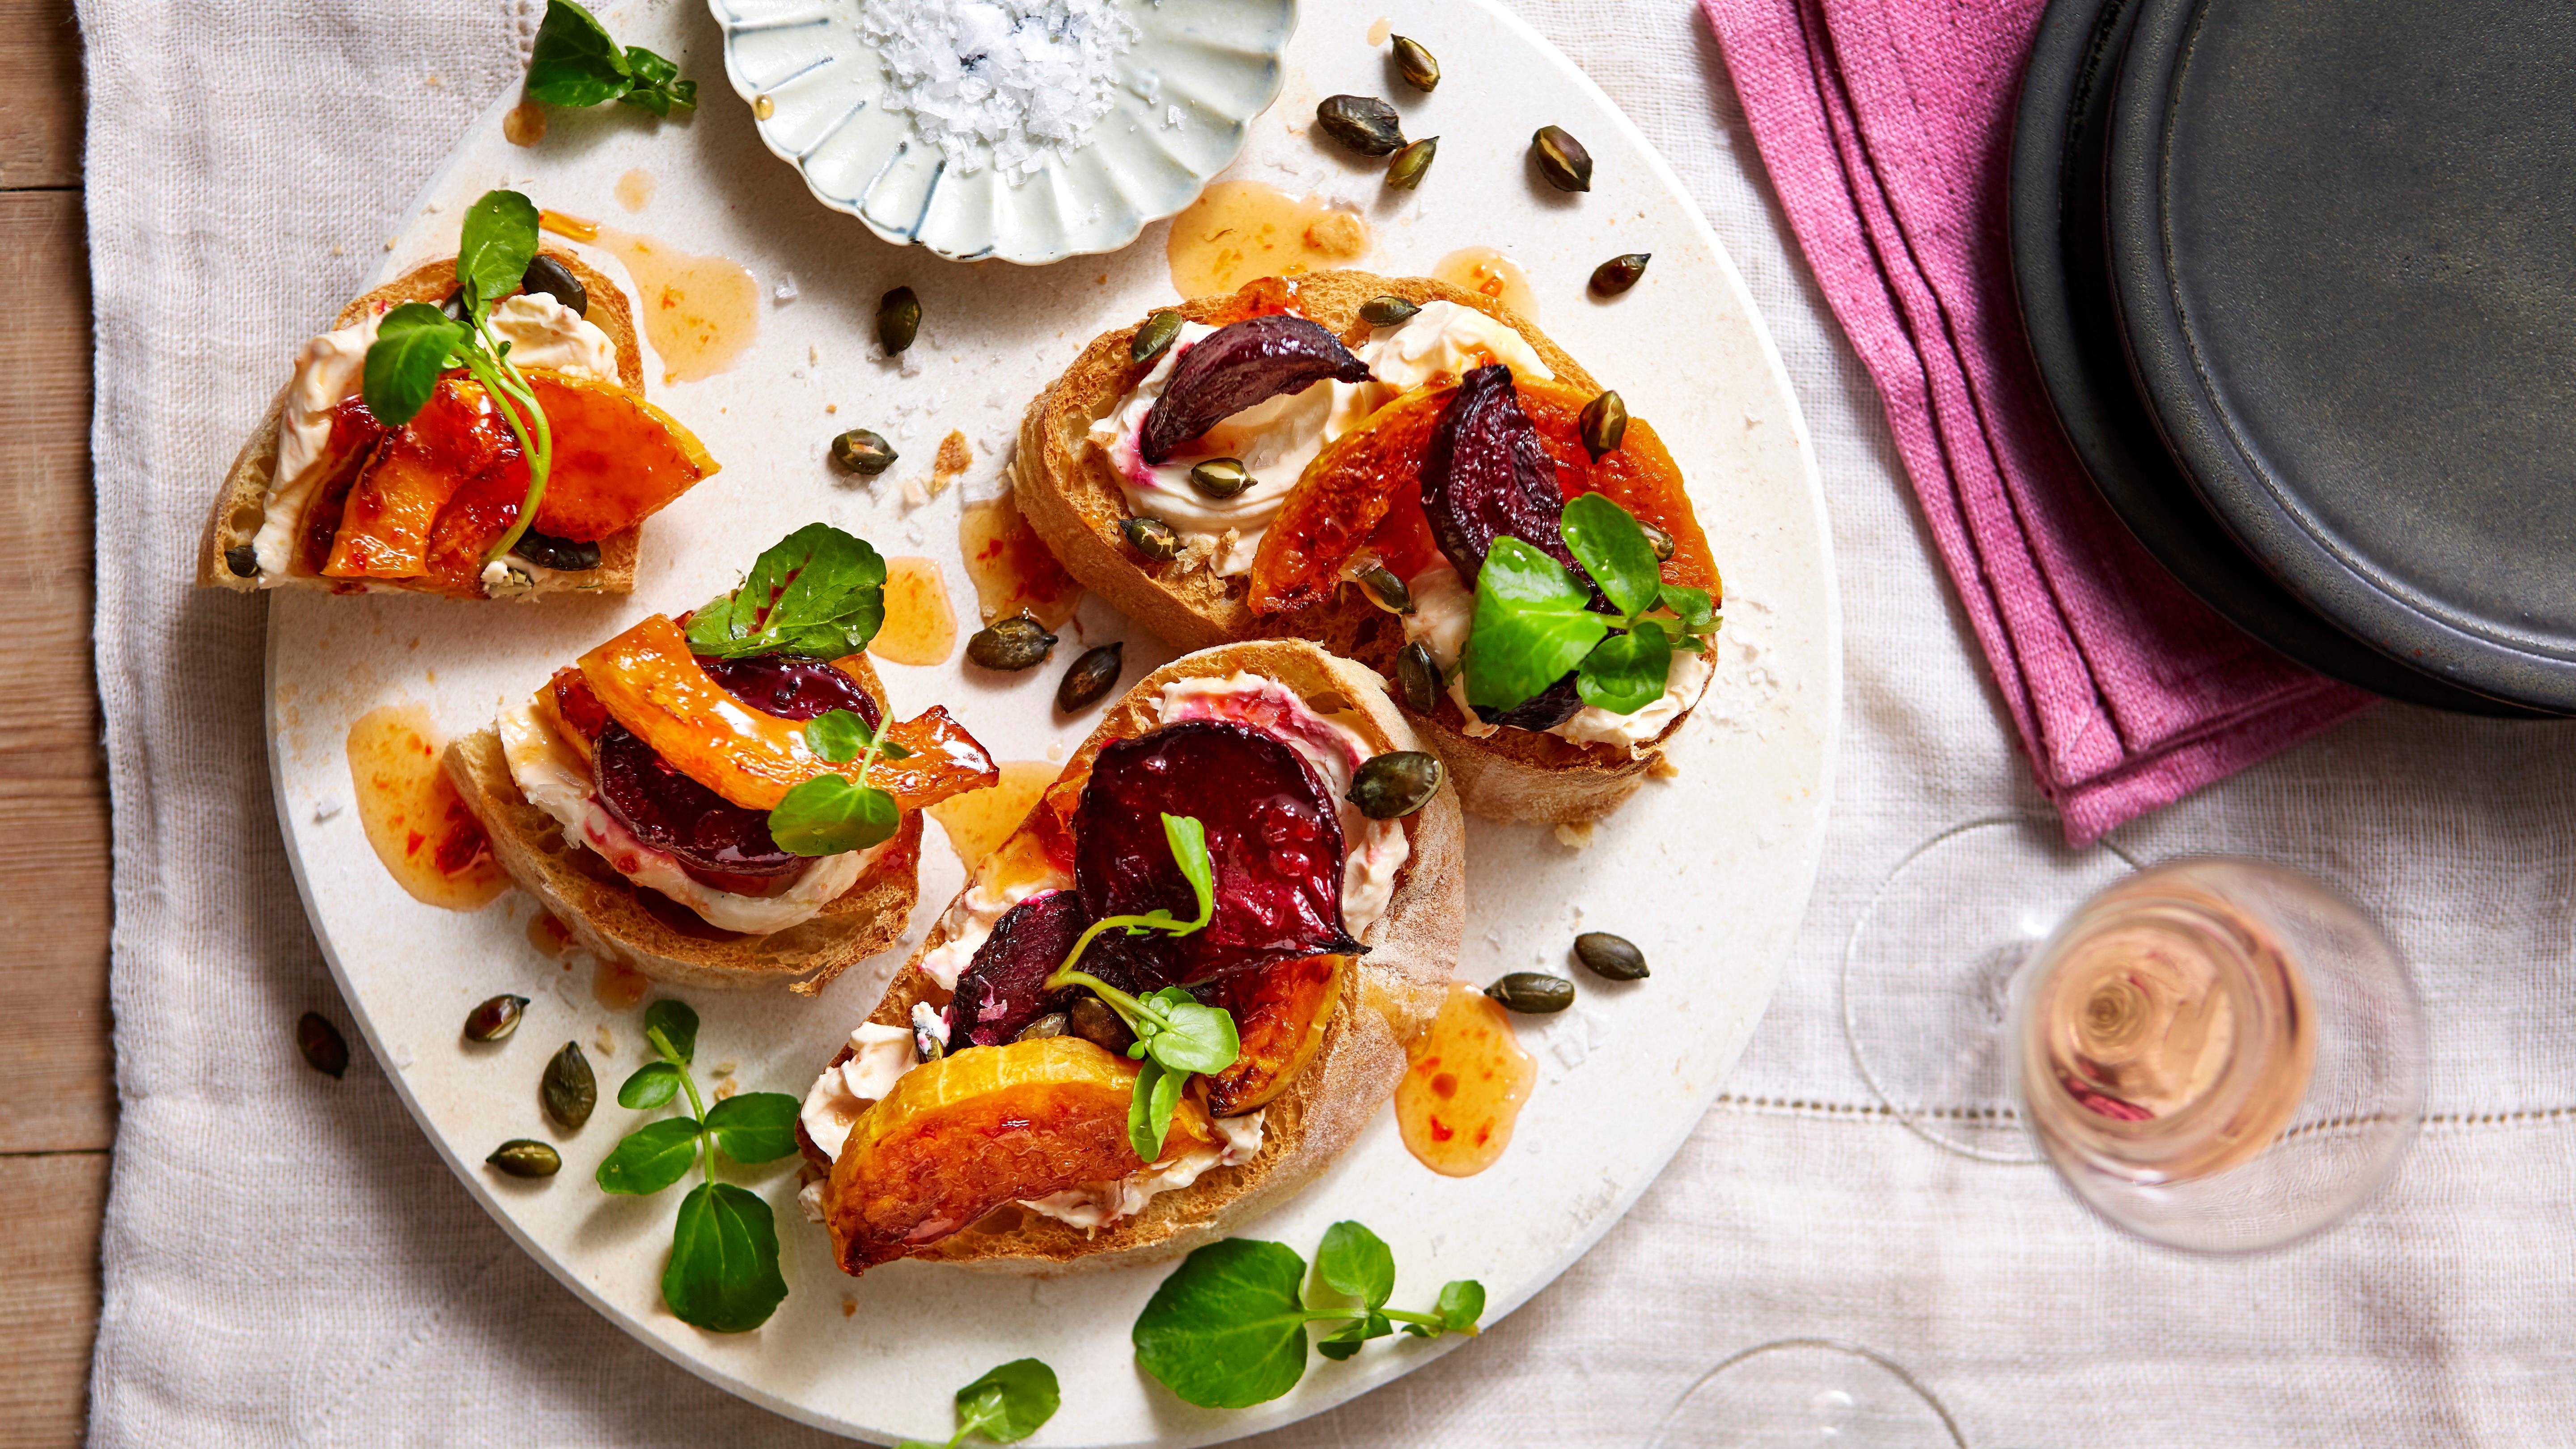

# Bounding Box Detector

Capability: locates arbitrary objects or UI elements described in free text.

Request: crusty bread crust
[441,651,921,994]
[1012,269,1689,824]
[818,638,1463,1274]
[199,251,645,597]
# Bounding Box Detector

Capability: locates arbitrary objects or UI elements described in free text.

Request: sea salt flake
[858,0,1141,184]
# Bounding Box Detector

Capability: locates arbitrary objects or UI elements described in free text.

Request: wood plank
[0,782,112,1154]
[0,1152,106,1449]
[0,0,81,190]
[0,191,97,769]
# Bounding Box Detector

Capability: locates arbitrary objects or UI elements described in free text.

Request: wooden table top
[2,4,114,1445]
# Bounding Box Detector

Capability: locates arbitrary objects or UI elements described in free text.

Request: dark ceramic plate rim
[2103,0,2576,715]
[2006,0,2547,716]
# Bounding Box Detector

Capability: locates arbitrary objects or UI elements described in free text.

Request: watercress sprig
[1462,493,1719,716]
[768,705,912,857]
[1131,1222,1485,1408]
[360,188,557,564]
[525,0,698,116]
[894,1360,1061,1449]
[595,999,800,1333]
[1041,813,1241,1158]
[686,523,888,661]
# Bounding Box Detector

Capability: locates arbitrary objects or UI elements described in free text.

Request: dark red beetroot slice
[1475,671,1585,731]
[594,722,806,880]
[1421,363,1588,583]
[1140,315,1372,465]
[697,654,883,728]
[944,891,1101,1048]
[1074,719,1363,986]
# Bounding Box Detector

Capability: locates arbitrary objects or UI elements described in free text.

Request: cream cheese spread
[1090,301,1555,577]
[498,697,876,935]
[249,295,618,582]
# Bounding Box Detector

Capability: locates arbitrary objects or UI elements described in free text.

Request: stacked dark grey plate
[2010,0,2576,716]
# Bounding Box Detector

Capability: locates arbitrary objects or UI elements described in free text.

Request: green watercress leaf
[1659,582,1717,632]
[1436,1279,1486,1335]
[618,1060,682,1109]
[662,1181,788,1333]
[953,1358,1060,1444]
[1559,491,1663,619]
[1315,1220,1397,1309]
[617,44,699,116]
[596,1116,703,1195]
[687,523,888,660]
[768,775,900,857]
[1132,1239,1314,1409]
[1316,1310,1393,1361]
[361,303,468,428]
[525,0,635,109]
[805,708,871,765]
[644,999,699,1065]
[1141,989,1241,1076]
[703,1092,801,1164]
[1463,537,1610,713]
[1576,618,1673,715]
[1127,1056,1187,1161]
[1161,812,1215,930]
[454,189,540,315]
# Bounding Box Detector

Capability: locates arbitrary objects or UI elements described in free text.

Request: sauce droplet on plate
[1167,182,1371,298]
[1396,979,1537,1176]
[1432,246,1539,320]
[345,704,508,910]
[960,493,1085,628]
[540,210,759,383]
[614,168,656,212]
[593,955,651,1011]
[503,100,547,148]
[871,557,960,666]
[526,909,576,960]
[927,761,1060,872]
[1366,16,1392,44]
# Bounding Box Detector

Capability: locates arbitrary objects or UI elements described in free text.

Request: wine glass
[1842,818,2425,1253]
[1647,1338,1967,1449]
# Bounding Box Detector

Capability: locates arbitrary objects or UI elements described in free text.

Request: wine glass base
[1842,819,2135,1162]
[1648,1339,1967,1449]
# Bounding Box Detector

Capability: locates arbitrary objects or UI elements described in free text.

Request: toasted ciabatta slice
[1016,270,1714,824]
[199,250,647,597]
[443,649,924,995]
[812,638,1462,1274]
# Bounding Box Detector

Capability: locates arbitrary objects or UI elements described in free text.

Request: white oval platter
[263,0,1840,1442]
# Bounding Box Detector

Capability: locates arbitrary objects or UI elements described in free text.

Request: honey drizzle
[345,705,508,911]
[1166,182,1371,297]
[1395,980,1537,1176]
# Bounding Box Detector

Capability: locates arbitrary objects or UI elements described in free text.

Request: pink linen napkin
[1698,0,2372,844]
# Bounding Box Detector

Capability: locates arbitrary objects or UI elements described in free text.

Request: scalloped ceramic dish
[712,0,1294,263]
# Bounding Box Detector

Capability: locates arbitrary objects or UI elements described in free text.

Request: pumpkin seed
[297,1011,349,1078]
[1589,252,1650,297]
[1385,136,1438,190]
[519,254,588,315]
[911,1002,949,1063]
[541,1041,596,1131]
[224,545,258,578]
[1486,972,1576,1014]
[1347,751,1444,820]
[966,613,1058,671]
[511,530,600,572]
[1391,34,1441,92]
[487,1139,562,1178]
[1354,563,1415,615]
[1532,125,1594,192]
[1120,515,1180,561]
[1057,642,1125,713]
[465,993,530,1043]
[830,428,897,476]
[877,285,921,354]
[1068,995,1135,1054]
[1317,95,1404,156]
[1579,389,1628,460]
[1188,457,1252,499]
[1573,931,1650,981]
[1394,641,1441,715]
[1014,1012,1071,1043]
[1640,520,1677,563]
[1360,295,1422,327]
[1132,308,1185,365]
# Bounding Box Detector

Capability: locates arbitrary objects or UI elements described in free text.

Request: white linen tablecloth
[80,0,2576,1443]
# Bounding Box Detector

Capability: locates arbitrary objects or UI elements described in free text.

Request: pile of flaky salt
[857,0,1140,184]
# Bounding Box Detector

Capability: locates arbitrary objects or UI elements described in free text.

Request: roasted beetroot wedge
[1075,719,1364,985]
[944,890,1091,1049]
[593,723,805,881]
[699,654,883,727]
[1139,315,1372,464]
[1420,363,1585,582]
